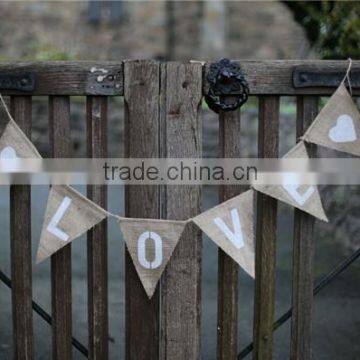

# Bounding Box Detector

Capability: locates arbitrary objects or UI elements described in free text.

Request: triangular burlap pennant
[192,189,255,278]
[302,83,360,156]
[36,185,108,263]
[253,141,328,222]
[0,99,41,159]
[118,218,187,298]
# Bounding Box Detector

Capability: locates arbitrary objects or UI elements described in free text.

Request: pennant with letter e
[118,218,187,298]
[36,185,108,263]
[192,189,255,278]
[302,83,360,156]
[0,99,41,160]
[253,141,328,222]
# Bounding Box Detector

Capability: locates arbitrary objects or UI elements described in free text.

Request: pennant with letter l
[253,141,328,222]
[36,185,108,263]
[192,189,255,278]
[0,98,41,159]
[118,218,187,298]
[302,83,360,156]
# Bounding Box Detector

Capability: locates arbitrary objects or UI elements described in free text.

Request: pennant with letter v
[253,141,328,222]
[302,83,360,156]
[192,189,255,278]
[36,185,109,263]
[118,218,187,298]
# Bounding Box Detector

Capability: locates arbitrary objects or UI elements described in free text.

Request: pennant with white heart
[302,83,360,156]
[253,141,328,222]
[329,114,356,143]
[0,97,41,160]
[36,185,109,263]
[118,217,187,298]
[192,189,255,278]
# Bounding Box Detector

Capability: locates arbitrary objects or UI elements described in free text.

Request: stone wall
[0,1,308,61]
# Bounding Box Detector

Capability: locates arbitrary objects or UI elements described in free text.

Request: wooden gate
[1,60,359,360]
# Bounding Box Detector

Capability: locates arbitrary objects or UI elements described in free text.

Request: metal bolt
[20,78,28,86]
[300,73,307,83]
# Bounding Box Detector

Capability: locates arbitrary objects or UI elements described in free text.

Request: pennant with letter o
[192,189,255,278]
[36,185,108,263]
[253,141,328,222]
[302,83,360,156]
[118,218,187,298]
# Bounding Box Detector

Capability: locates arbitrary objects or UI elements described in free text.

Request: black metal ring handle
[205,58,249,114]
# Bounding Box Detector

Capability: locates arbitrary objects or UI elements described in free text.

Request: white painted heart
[0,146,18,159]
[328,114,357,143]
[282,173,315,206]
[0,146,19,172]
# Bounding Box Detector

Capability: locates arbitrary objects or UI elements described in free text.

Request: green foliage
[284,1,360,59]
[31,47,74,61]
[23,40,75,61]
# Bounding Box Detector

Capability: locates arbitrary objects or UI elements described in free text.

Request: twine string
[0,93,14,122]
[342,58,353,96]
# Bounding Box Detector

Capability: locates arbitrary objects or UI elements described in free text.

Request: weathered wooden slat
[203,60,360,95]
[86,96,108,360]
[10,96,34,360]
[290,96,318,360]
[49,96,72,360]
[160,62,202,360]
[253,96,279,360]
[0,61,123,96]
[0,60,358,95]
[217,108,244,360]
[124,60,160,360]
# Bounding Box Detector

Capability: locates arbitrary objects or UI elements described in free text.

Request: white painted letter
[47,196,72,241]
[137,231,163,269]
[282,173,315,206]
[213,208,244,249]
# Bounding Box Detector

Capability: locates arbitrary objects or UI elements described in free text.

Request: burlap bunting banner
[192,189,255,277]
[36,185,109,263]
[0,97,41,159]
[253,141,328,222]
[118,218,187,298]
[0,80,351,270]
[302,83,360,156]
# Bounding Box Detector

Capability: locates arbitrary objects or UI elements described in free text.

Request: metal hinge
[0,73,35,92]
[293,66,360,89]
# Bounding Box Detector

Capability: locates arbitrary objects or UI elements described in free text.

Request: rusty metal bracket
[85,66,123,95]
[0,73,35,92]
[293,66,360,89]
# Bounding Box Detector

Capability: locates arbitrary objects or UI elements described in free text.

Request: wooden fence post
[290,96,318,359]
[217,108,244,360]
[87,96,109,360]
[160,62,202,360]
[253,96,279,360]
[10,96,34,360]
[124,60,160,360]
[49,96,72,360]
